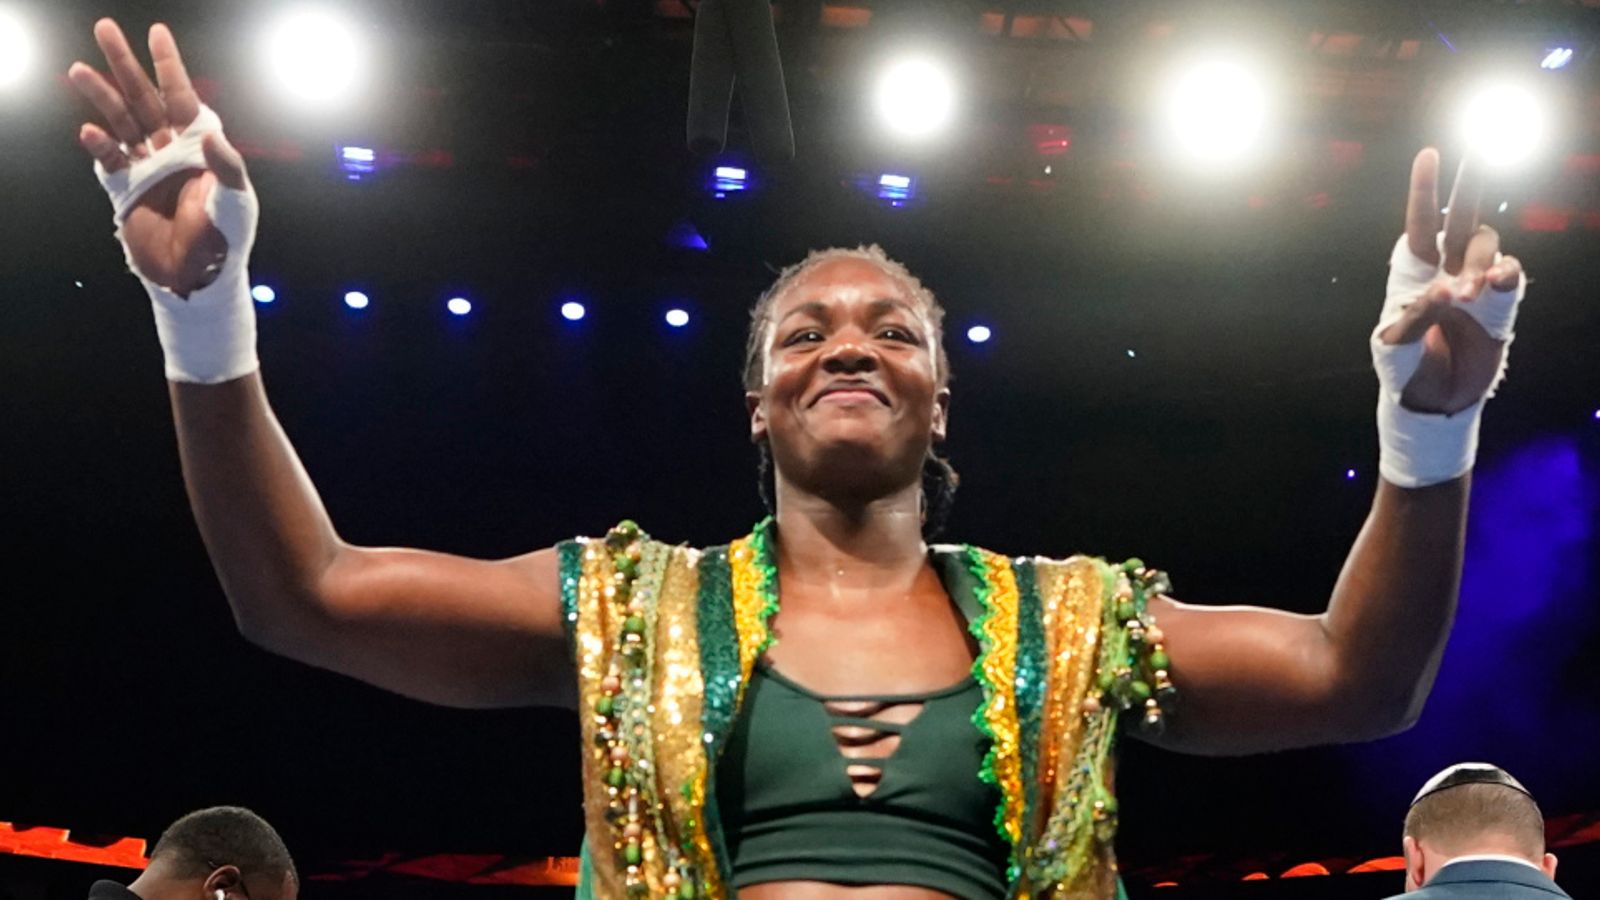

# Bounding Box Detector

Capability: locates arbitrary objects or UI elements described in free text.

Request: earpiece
[215,890,225,900]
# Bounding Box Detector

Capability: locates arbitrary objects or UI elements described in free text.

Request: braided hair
[743,244,959,538]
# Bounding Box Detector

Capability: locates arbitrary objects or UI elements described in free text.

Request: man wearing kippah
[1392,763,1566,899]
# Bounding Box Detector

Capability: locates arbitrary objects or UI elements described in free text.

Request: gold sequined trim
[651,546,719,899]
[974,548,1025,847]
[727,537,773,704]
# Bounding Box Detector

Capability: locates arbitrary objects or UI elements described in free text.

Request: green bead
[679,882,697,900]
[1116,602,1137,621]
[623,841,642,866]
[623,615,646,635]
[1148,649,1170,671]
[606,766,626,788]
[596,695,614,717]
[1121,558,1144,574]
[1096,670,1115,693]
[1103,795,1119,815]
[615,555,639,578]
[1129,680,1152,701]
[617,519,640,536]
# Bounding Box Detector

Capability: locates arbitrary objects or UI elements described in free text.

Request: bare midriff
[740,883,959,900]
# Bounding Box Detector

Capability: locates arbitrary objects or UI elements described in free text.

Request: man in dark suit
[88,807,297,900]
[1390,763,1567,899]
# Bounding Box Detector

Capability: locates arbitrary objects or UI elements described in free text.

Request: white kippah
[1370,234,1526,488]
[96,104,261,385]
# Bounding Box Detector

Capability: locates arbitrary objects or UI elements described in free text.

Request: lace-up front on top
[715,661,1010,899]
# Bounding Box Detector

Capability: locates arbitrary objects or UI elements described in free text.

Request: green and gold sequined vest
[559,520,1175,900]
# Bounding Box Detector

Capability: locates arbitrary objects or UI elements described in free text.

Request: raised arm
[71,20,572,709]
[1142,149,1525,755]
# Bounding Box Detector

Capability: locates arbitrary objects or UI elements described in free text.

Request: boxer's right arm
[74,19,574,710]
[172,375,574,710]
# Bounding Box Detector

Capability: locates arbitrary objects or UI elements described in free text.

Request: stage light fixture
[561,301,586,322]
[966,325,991,344]
[1540,47,1574,70]
[665,308,690,328]
[251,285,277,304]
[874,56,956,139]
[1458,80,1549,169]
[1346,468,1357,480]
[0,7,33,89]
[446,297,472,316]
[344,291,369,309]
[1158,55,1272,170]
[1126,349,1137,358]
[877,173,915,206]
[338,145,376,180]
[263,6,368,110]
[711,166,748,199]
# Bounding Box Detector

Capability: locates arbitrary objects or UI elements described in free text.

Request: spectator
[88,807,296,900]
[1392,763,1564,899]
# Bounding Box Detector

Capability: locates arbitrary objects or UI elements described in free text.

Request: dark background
[2,0,1598,896]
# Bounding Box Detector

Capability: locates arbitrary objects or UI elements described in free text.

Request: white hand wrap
[1370,233,1526,488]
[96,104,260,384]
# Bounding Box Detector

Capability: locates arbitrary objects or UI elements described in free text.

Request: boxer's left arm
[1131,150,1527,755]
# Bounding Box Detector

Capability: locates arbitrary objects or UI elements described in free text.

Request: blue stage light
[561,301,586,322]
[344,291,369,309]
[1346,468,1357,480]
[877,173,915,206]
[338,145,376,180]
[666,220,710,251]
[966,324,991,344]
[665,308,690,328]
[712,166,748,199]
[446,297,472,316]
[251,285,276,304]
[1540,47,1574,70]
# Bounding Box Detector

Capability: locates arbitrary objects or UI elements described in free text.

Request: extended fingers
[78,122,129,172]
[1441,156,1484,275]
[67,61,146,152]
[149,24,200,130]
[1404,148,1442,265]
[93,19,170,145]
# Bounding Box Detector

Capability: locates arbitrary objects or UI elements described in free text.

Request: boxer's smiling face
[746,256,949,505]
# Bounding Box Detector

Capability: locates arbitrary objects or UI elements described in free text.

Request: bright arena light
[966,325,992,344]
[446,297,472,316]
[263,7,368,110]
[665,308,690,328]
[344,291,369,309]
[1540,47,1574,70]
[0,7,34,89]
[874,56,957,139]
[560,301,586,322]
[1158,55,1272,169]
[250,285,277,304]
[1458,80,1549,169]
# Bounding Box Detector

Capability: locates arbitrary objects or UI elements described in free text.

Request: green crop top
[714,661,1010,899]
